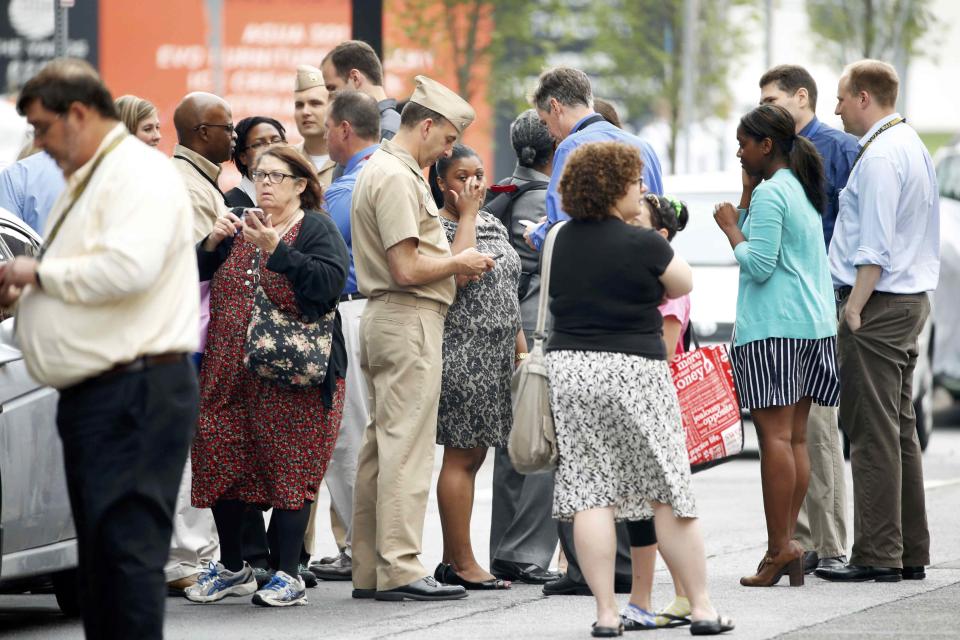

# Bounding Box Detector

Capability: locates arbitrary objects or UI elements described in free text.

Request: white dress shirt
[828,113,940,293]
[16,123,199,388]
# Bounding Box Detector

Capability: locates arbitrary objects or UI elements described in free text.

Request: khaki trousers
[351,295,446,590]
[794,403,847,557]
[839,292,930,568]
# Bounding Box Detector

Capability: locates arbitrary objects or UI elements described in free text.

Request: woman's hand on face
[242,211,281,253]
[713,202,740,230]
[449,175,485,217]
[203,211,243,252]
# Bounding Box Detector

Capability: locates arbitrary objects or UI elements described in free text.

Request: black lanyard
[174,154,226,203]
[574,114,606,133]
[852,117,905,168]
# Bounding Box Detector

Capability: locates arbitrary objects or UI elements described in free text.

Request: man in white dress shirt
[818,59,939,584]
[0,59,200,639]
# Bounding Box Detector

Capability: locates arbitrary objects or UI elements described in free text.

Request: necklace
[271,209,304,238]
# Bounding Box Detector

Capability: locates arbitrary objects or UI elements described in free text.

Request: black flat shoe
[374,576,468,601]
[902,566,926,580]
[491,559,562,585]
[815,564,901,582]
[690,616,735,636]
[591,622,624,637]
[436,563,510,590]
[542,574,591,596]
[352,588,375,599]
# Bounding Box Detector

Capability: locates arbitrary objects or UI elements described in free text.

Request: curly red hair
[559,142,643,221]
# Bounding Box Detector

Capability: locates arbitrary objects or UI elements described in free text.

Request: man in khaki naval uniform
[293,65,337,187]
[350,76,494,601]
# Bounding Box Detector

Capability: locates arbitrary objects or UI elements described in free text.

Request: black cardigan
[197,210,349,406]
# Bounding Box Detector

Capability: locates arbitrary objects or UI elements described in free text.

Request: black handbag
[242,249,335,388]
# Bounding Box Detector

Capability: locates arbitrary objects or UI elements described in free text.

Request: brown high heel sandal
[740,547,804,587]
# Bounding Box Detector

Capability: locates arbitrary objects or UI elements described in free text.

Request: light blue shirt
[733,168,837,346]
[530,113,664,250]
[0,152,65,235]
[828,113,940,293]
[325,143,379,294]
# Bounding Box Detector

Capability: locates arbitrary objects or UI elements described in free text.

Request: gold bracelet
[515,352,529,361]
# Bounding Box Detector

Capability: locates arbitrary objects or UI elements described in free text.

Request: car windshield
[667,192,738,266]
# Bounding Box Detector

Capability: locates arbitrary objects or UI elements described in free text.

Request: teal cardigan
[732,168,837,346]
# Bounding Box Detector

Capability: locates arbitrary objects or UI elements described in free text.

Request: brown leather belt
[101,353,189,379]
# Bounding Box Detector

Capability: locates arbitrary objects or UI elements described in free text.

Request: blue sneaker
[252,571,307,607]
[185,562,257,603]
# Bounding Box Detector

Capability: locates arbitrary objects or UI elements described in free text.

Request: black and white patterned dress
[437,211,522,449]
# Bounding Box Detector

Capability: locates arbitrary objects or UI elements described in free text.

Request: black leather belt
[101,353,189,380]
[339,292,366,302]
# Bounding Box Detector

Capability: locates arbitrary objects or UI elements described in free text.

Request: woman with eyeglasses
[225,116,287,208]
[188,144,349,608]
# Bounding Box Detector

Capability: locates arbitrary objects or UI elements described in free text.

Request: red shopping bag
[669,344,744,473]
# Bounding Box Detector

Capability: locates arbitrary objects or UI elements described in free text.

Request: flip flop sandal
[657,612,692,628]
[690,615,735,636]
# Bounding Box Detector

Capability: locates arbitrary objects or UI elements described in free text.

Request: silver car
[664,172,937,450]
[0,210,78,614]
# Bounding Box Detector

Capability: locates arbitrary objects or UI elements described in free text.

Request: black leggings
[626,519,657,547]
[212,499,312,576]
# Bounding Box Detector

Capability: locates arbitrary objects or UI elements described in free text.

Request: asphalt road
[2,411,959,640]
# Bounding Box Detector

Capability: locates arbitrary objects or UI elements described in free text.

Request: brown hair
[844,59,899,108]
[255,144,324,211]
[322,40,384,86]
[530,66,592,112]
[559,142,642,221]
[16,58,118,119]
[115,95,158,136]
[759,64,819,110]
[594,98,622,128]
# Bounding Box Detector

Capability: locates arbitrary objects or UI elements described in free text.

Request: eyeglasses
[193,122,235,134]
[251,169,300,184]
[246,137,285,152]
[31,113,65,140]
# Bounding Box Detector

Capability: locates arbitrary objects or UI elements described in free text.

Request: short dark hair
[594,98,622,128]
[530,67,592,112]
[233,116,287,178]
[844,59,899,108]
[256,144,324,211]
[759,64,819,111]
[322,40,384,86]
[560,142,642,221]
[16,58,118,120]
[399,101,449,130]
[328,90,380,141]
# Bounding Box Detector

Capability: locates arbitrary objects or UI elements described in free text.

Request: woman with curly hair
[545,141,732,637]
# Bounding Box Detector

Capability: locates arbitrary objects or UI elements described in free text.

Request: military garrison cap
[295,65,324,91]
[408,75,475,134]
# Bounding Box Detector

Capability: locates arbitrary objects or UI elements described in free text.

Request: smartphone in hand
[243,208,266,223]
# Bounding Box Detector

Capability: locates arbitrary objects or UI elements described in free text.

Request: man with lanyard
[524,66,663,252]
[293,65,337,187]
[321,40,402,141]
[350,75,494,601]
[523,66,663,597]
[305,90,381,581]
[1,58,199,640]
[168,91,235,594]
[758,64,860,575]
[818,60,939,583]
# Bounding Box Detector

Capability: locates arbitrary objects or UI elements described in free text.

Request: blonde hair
[843,60,899,108]
[114,94,158,135]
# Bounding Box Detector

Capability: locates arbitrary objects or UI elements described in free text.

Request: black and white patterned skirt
[545,350,697,522]
[730,336,840,410]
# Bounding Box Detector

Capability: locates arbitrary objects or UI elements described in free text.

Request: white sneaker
[185,562,257,603]
[251,570,307,607]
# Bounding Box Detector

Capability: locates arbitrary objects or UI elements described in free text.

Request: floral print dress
[191,222,345,510]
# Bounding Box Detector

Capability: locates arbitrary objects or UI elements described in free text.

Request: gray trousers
[839,292,930,568]
[489,447,557,569]
[558,521,633,584]
[794,403,848,558]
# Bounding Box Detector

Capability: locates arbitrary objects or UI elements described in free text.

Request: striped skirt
[731,336,840,410]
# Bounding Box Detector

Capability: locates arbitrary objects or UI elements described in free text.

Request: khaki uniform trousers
[794,403,848,558]
[839,292,930,568]
[351,294,446,590]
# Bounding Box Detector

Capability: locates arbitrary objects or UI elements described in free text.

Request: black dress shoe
[902,566,926,580]
[542,574,630,596]
[815,564,901,582]
[817,555,847,571]
[352,588,376,599]
[491,559,562,585]
[434,563,510,590]
[374,576,468,601]
[802,551,820,575]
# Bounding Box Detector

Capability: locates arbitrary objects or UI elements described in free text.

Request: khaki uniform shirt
[294,141,337,188]
[172,144,228,242]
[350,139,455,305]
[18,124,200,388]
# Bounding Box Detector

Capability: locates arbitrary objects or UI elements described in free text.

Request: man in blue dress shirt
[758,64,860,575]
[305,90,381,581]
[0,150,66,235]
[819,59,939,584]
[524,67,663,252]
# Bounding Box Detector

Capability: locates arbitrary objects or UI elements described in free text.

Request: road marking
[924,478,960,490]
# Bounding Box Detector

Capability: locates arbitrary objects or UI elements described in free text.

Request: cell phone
[518,220,538,228]
[243,208,266,223]
[491,253,504,260]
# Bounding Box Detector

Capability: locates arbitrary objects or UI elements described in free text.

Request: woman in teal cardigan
[713,104,839,589]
